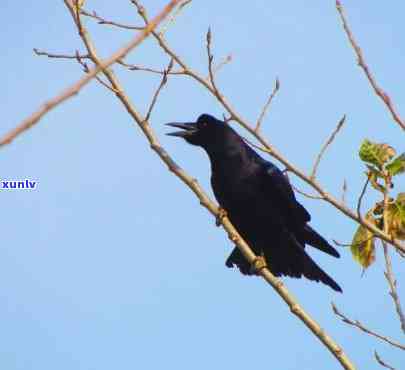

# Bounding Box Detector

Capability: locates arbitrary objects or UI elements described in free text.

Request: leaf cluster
[351,140,405,268]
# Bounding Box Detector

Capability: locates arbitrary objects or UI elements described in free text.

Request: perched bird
[167,114,342,292]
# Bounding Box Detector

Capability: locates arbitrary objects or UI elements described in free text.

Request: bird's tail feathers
[301,225,340,258]
[299,251,342,292]
[225,243,342,292]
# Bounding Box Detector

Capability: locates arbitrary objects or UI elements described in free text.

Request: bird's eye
[199,121,207,128]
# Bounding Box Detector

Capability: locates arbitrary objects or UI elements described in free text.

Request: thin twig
[206,27,223,101]
[75,52,119,93]
[144,59,174,122]
[117,59,184,75]
[311,115,346,179]
[292,184,325,200]
[333,239,353,248]
[255,78,280,132]
[374,351,396,370]
[34,39,115,93]
[33,48,89,59]
[395,246,405,259]
[80,9,143,30]
[381,168,405,333]
[383,242,405,333]
[159,0,192,36]
[342,179,347,205]
[212,54,233,76]
[282,169,324,200]
[336,1,405,131]
[333,236,374,249]
[356,176,370,220]
[332,303,405,351]
[0,0,180,147]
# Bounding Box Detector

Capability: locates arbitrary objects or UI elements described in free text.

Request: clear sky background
[1,1,404,369]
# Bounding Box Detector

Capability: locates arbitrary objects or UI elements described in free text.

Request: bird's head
[166,114,232,150]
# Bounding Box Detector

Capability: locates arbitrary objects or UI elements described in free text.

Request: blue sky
[1,1,404,369]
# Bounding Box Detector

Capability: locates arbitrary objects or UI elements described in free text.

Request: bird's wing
[261,161,311,227]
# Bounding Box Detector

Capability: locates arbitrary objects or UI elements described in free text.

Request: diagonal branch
[158,0,192,36]
[33,48,89,59]
[0,0,180,147]
[80,9,143,30]
[311,115,346,180]
[342,179,348,205]
[206,27,223,102]
[332,303,405,351]
[255,78,280,132]
[336,1,405,132]
[118,59,184,75]
[383,242,405,333]
[144,59,174,122]
[356,175,370,220]
[381,171,405,334]
[374,351,396,370]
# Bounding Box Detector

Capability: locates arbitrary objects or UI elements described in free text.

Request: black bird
[167,114,342,292]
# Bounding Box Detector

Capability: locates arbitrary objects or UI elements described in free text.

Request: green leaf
[359,139,396,168]
[351,224,376,269]
[386,153,405,176]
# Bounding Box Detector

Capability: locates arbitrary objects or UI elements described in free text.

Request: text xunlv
[0,179,37,190]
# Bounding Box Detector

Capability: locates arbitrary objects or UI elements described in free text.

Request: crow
[167,114,342,292]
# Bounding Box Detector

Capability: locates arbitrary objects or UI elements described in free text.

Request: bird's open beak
[165,122,198,138]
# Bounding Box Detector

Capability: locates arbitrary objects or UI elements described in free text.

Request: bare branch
[117,59,184,75]
[395,246,405,259]
[356,176,370,220]
[341,179,347,205]
[374,351,396,370]
[336,1,405,131]
[33,48,89,59]
[332,239,352,248]
[291,184,325,200]
[333,236,374,252]
[211,54,233,76]
[310,115,346,180]
[80,9,143,30]
[383,242,405,333]
[282,169,324,200]
[0,0,180,148]
[255,78,280,132]
[380,168,405,333]
[206,27,223,102]
[144,59,174,122]
[332,303,405,351]
[159,0,192,36]
[75,52,119,93]
[34,47,117,93]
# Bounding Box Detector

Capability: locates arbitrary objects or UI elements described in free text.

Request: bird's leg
[250,252,267,274]
[215,207,228,227]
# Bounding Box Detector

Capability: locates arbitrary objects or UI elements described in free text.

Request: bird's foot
[250,255,267,275]
[215,207,228,227]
